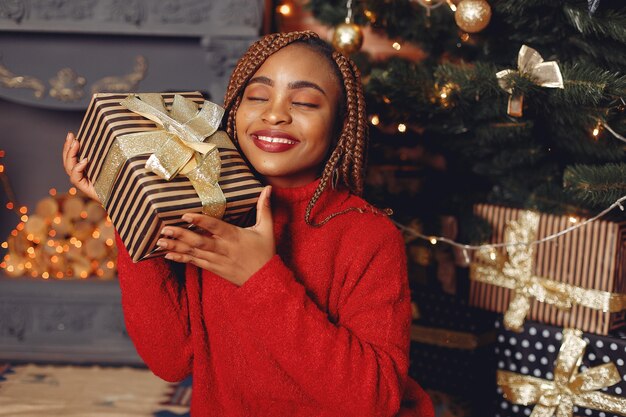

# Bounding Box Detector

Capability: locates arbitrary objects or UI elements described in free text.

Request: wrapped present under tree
[495,318,626,417]
[469,204,626,335]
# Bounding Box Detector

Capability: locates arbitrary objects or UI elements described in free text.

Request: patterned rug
[0,363,191,416]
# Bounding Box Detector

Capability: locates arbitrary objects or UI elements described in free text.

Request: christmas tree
[298,1,626,415]
[307,0,625,221]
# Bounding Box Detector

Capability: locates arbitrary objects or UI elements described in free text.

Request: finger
[182,213,235,240]
[62,132,73,165]
[164,249,229,274]
[253,186,273,233]
[69,157,89,186]
[161,226,217,251]
[64,136,80,176]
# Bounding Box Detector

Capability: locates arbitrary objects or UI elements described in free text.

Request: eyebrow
[248,76,327,96]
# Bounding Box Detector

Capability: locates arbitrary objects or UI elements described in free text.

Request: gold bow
[94,94,231,218]
[496,45,564,117]
[498,329,626,417]
[470,210,626,332]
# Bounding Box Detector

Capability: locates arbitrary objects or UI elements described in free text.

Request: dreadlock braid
[222,31,369,227]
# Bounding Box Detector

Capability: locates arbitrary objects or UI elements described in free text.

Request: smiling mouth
[251,133,300,153]
[255,135,298,145]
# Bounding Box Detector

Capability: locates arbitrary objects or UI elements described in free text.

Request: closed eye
[293,102,318,108]
[246,96,267,102]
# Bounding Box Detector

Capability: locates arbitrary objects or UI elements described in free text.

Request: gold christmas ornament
[331,22,364,55]
[455,0,492,33]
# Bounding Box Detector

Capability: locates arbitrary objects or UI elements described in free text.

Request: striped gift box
[76,92,263,262]
[470,204,626,335]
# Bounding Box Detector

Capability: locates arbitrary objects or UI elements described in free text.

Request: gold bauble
[331,22,364,55]
[455,0,492,33]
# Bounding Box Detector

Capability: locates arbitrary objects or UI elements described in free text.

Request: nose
[261,98,291,125]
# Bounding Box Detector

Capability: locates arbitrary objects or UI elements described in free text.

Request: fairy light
[49,188,57,196]
[105,238,114,246]
[19,206,27,214]
[42,272,49,279]
[383,96,391,104]
[1,242,7,249]
[370,114,380,126]
[592,122,601,138]
[394,194,626,255]
[568,216,578,224]
[276,3,292,16]
[392,42,402,51]
[446,0,457,11]
[106,261,115,269]
[20,215,28,222]
[364,9,376,22]
[429,237,438,245]
[80,211,88,219]
[80,271,88,279]
[398,123,407,133]
[15,223,24,231]
[92,230,100,239]
[69,187,77,195]
[6,202,13,210]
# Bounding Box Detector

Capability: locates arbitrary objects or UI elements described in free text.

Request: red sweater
[116,180,434,417]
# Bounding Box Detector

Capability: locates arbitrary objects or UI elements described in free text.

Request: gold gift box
[470,204,626,335]
[76,92,263,262]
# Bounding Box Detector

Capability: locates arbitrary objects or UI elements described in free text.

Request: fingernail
[66,132,72,141]
[161,228,172,236]
[156,239,167,248]
[164,253,174,260]
[182,214,193,223]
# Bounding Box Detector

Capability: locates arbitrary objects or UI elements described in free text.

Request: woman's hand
[157,186,275,286]
[62,132,100,203]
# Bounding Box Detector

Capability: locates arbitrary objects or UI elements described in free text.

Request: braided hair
[223,31,368,226]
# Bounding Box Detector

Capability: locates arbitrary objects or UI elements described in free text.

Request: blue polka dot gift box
[495,318,626,417]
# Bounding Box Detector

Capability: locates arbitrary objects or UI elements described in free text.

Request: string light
[276,3,292,16]
[364,9,377,23]
[397,123,407,133]
[392,42,402,50]
[370,114,380,126]
[394,194,626,254]
[592,121,601,138]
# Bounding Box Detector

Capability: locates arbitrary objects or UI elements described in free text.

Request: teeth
[256,135,297,145]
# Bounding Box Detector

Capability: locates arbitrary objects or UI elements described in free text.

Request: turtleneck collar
[270,178,323,204]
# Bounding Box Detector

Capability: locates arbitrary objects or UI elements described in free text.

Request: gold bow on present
[498,329,626,417]
[470,210,626,332]
[496,45,564,117]
[94,94,233,218]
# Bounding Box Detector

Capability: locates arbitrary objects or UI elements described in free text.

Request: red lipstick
[250,130,300,153]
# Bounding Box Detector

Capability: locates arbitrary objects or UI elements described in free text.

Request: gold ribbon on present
[496,45,564,117]
[94,94,234,218]
[498,329,626,417]
[470,210,626,332]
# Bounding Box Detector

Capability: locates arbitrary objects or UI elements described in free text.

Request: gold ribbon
[496,45,564,117]
[410,324,495,350]
[94,94,233,217]
[498,329,626,417]
[469,210,626,332]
